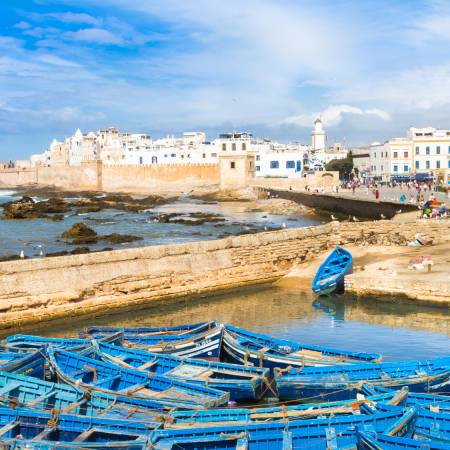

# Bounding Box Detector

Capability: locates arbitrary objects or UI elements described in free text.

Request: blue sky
[1,0,450,159]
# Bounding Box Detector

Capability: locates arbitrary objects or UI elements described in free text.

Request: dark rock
[70,247,91,255]
[2,196,36,219]
[50,214,65,222]
[62,222,97,239]
[101,233,143,244]
[45,251,69,257]
[34,197,70,214]
[0,254,28,262]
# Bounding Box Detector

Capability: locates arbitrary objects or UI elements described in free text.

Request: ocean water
[0,190,323,258]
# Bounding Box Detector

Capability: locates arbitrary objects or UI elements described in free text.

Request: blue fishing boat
[81,321,214,338]
[312,245,353,295]
[4,332,123,352]
[150,405,415,449]
[0,405,153,449]
[94,340,271,401]
[0,370,170,420]
[222,324,380,371]
[274,357,450,401]
[357,431,450,449]
[121,323,224,360]
[48,347,229,409]
[167,388,408,428]
[2,350,46,379]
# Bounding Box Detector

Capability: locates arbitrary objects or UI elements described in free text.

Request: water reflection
[16,281,450,361]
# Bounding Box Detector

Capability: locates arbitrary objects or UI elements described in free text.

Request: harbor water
[16,282,450,362]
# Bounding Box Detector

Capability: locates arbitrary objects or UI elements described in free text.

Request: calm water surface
[19,283,450,361]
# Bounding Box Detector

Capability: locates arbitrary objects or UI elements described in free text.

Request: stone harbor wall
[0,219,447,332]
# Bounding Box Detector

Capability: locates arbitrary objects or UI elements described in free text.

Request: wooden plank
[0,421,19,437]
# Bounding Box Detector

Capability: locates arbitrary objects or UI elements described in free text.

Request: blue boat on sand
[222,324,380,371]
[312,245,353,296]
[274,357,450,401]
[48,347,229,409]
[93,340,270,401]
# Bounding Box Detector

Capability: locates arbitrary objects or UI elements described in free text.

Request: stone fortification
[0,219,447,331]
[0,162,218,193]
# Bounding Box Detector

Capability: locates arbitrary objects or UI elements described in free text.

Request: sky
[2,0,450,159]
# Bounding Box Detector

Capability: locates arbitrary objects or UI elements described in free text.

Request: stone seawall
[258,188,417,219]
[0,219,447,331]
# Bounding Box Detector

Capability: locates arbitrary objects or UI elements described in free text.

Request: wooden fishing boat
[121,323,224,360]
[151,405,415,449]
[93,340,270,401]
[312,245,353,295]
[0,370,170,420]
[357,431,449,449]
[166,388,408,428]
[4,332,123,353]
[222,324,381,371]
[48,347,229,409]
[2,350,46,379]
[0,405,152,449]
[80,321,214,338]
[274,357,450,401]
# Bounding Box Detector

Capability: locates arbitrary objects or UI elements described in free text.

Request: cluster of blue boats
[0,321,448,448]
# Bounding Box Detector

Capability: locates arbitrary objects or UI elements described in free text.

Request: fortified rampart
[0,219,447,332]
[0,162,219,193]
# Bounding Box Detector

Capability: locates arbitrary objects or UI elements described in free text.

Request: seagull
[39,250,44,256]
[331,214,338,221]
[264,226,267,231]
[352,216,359,222]
[282,223,286,228]
[396,209,402,214]
[380,213,386,219]
[19,250,24,259]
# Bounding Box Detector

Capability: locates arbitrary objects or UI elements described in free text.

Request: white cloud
[281,105,390,128]
[14,21,31,30]
[63,28,123,45]
[37,54,80,68]
[47,12,100,26]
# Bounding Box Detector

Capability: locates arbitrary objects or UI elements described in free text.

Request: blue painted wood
[167,388,408,427]
[48,347,229,409]
[0,370,170,419]
[1,351,46,379]
[222,324,380,371]
[312,246,353,295]
[274,357,450,401]
[357,430,449,449]
[0,405,152,449]
[151,405,414,450]
[94,340,270,401]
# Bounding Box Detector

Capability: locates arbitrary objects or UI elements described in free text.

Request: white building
[369,127,450,184]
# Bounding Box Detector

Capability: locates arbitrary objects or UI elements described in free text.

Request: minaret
[311,117,326,150]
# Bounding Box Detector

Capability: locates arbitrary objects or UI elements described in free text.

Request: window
[448,160,450,168]
[256,155,260,161]
[415,146,419,155]
[437,146,440,154]
[139,156,143,165]
[393,165,398,172]
[426,160,430,169]
[374,152,376,158]
[232,143,236,151]
[381,164,383,171]
[426,146,430,155]
[256,165,260,171]
[270,161,279,169]
[171,153,176,157]
[415,161,419,169]
[211,153,217,157]
[437,160,441,169]
[286,160,295,169]
[404,151,408,158]
[230,161,235,169]
[242,143,246,151]
[403,165,408,172]
[202,153,206,158]
[164,154,167,158]
[151,156,158,164]
[249,161,253,168]
[393,151,398,158]
[448,146,450,154]
[222,143,226,151]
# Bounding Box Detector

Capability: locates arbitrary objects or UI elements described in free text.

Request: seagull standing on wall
[19,250,24,259]
[381,213,386,219]
[352,216,359,222]
[331,214,338,221]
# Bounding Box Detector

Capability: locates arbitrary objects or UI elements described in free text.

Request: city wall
[0,219,447,332]
[0,162,219,193]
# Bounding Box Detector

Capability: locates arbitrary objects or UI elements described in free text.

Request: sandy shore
[280,240,450,305]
